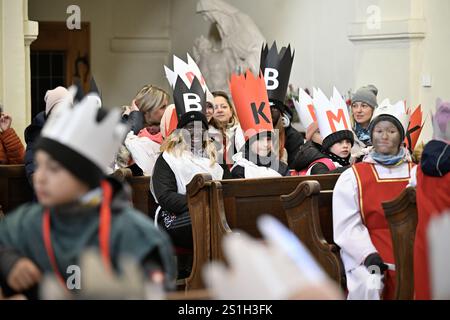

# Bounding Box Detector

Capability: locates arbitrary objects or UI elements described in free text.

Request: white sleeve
[408,165,418,187]
[333,168,377,271]
[125,133,161,176]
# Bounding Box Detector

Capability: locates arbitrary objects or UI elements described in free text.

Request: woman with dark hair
[208,91,245,170]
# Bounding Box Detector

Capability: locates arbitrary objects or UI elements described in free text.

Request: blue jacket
[24,111,46,185]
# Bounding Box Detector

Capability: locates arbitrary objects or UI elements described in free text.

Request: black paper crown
[173,76,207,128]
[260,42,295,105]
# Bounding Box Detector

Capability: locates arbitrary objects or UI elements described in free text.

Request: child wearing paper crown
[260,42,305,167]
[333,99,414,300]
[291,88,354,175]
[229,71,289,179]
[0,92,175,299]
[152,76,223,259]
[410,99,450,300]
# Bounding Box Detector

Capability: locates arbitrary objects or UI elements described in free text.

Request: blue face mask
[370,147,406,166]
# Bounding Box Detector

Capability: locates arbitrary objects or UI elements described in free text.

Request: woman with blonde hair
[119,85,169,175]
[152,77,223,256]
[123,84,169,138]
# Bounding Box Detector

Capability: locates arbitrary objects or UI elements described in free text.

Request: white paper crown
[313,87,352,140]
[164,53,214,104]
[293,88,317,130]
[41,87,129,173]
[372,99,410,133]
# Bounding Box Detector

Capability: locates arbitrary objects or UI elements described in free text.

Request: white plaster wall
[28,0,172,107]
[171,0,356,97]
[24,0,450,143]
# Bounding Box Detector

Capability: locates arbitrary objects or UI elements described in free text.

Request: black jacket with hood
[291,141,349,175]
[421,140,450,177]
[24,111,47,185]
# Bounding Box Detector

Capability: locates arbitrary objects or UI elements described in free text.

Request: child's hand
[7,258,42,292]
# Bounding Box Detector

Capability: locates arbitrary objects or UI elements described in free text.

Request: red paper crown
[229,70,273,141]
[405,105,423,152]
[162,105,178,138]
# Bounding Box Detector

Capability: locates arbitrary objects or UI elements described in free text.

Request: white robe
[231,152,281,179]
[162,151,224,195]
[333,157,411,300]
[124,131,160,176]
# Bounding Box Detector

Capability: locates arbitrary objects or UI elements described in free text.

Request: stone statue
[193,0,266,93]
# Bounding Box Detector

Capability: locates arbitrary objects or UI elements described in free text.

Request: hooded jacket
[0,177,175,298]
[420,140,450,177]
[0,128,24,164]
[24,111,47,184]
[291,141,349,175]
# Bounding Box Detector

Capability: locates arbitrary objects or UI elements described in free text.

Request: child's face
[372,121,401,155]
[330,139,352,158]
[33,151,90,207]
[250,136,272,157]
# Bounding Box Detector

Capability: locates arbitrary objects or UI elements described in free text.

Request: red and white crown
[165,53,214,104]
[313,87,352,140]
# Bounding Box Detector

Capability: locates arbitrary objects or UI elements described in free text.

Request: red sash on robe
[414,166,450,300]
[353,162,411,300]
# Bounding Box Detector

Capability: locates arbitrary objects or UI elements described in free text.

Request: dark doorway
[31,51,66,117]
[30,21,90,117]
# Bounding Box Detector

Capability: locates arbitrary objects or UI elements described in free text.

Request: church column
[23,0,39,132]
[0,0,38,141]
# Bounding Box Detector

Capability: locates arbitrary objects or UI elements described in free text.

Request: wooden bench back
[209,175,340,261]
[110,169,157,218]
[126,176,157,218]
[0,165,34,214]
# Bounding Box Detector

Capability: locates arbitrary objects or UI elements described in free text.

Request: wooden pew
[382,187,417,300]
[125,175,157,218]
[110,168,157,218]
[184,174,214,291]
[209,174,340,261]
[0,165,34,214]
[281,180,346,289]
[185,174,340,291]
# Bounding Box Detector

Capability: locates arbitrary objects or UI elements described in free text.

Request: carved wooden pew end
[382,187,417,300]
[281,180,346,290]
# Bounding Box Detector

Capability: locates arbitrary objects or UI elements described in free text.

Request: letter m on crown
[326,109,349,132]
